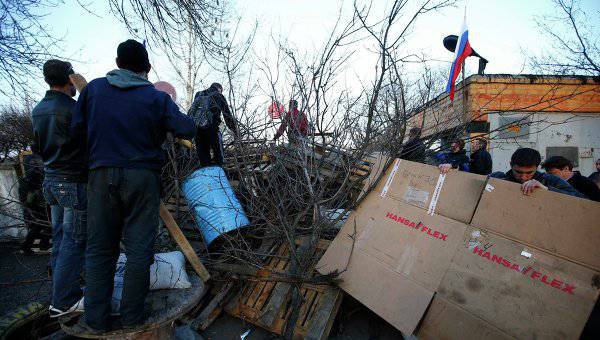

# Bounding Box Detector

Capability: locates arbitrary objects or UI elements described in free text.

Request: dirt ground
[0,243,52,313]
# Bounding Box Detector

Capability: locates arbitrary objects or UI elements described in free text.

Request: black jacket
[444,150,470,171]
[568,171,600,202]
[470,149,493,175]
[31,90,87,181]
[490,170,583,198]
[193,85,237,132]
[589,171,600,186]
[399,138,426,163]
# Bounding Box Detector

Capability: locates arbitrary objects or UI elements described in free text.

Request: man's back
[31,90,86,180]
[470,149,492,175]
[192,86,236,131]
[569,171,600,201]
[399,138,426,163]
[73,71,195,170]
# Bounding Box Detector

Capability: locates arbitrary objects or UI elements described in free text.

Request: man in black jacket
[589,158,600,188]
[31,59,87,318]
[188,83,238,167]
[469,137,493,175]
[541,156,600,201]
[490,148,582,197]
[399,127,426,163]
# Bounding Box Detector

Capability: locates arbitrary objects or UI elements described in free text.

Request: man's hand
[521,179,548,195]
[439,163,453,174]
[69,74,88,93]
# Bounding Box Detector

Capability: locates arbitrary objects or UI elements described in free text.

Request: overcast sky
[17,0,600,104]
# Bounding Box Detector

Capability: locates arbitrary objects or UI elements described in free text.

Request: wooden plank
[159,203,210,282]
[190,282,233,331]
[227,240,343,339]
[305,288,343,340]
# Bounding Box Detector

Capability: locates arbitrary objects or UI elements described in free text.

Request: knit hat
[43,60,74,86]
[116,39,150,73]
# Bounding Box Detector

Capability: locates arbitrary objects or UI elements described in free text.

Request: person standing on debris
[31,60,87,318]
[188,83,238,167]
[490,148,582,197]
[542,156,600,201]
[469,137,493,175]
[72,39,196,332]
[399,127,426,163]
[273,99,309,144]
[589,158,600,188]
[438,139,470,173]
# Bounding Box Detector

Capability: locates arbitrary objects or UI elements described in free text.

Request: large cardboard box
[471,178,600,271]
[376,159,487,223]
[319,161,599,339]
[437,226,599,340]
[316,198,468,334]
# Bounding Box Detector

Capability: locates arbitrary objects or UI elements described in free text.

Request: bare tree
[0,0,62,96]
[530,0,600,75]
[0,102,35,162]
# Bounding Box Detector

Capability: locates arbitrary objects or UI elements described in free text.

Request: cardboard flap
[317,200,468,334]
[471,177,600,270]
[377,159,486,223]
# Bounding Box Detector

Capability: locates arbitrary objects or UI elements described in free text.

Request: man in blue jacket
[72,40,196,332]
[490,148,582,197]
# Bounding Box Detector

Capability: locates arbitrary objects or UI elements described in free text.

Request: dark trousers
[84,168,160,330]
[194,126,224,167]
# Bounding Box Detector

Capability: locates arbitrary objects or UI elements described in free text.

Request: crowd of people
[22,34,600,335]
[28,37,315,334]
[399,127,600,202]
[30,40,201,333]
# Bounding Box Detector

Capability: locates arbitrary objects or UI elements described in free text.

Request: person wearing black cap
[188,82,238,167]
[72,39,196,332]
[31,59,88,318]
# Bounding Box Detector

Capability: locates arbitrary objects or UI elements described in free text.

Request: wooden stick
[159,203,211,282]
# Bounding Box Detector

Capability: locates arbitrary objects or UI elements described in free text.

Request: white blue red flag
[445,16,473,101]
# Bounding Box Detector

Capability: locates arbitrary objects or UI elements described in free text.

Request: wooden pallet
[226,240,343,340]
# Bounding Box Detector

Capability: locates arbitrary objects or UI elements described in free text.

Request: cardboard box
[417,296,514,340]
[437,227,600,340]
[471,178,600,271]
[376,159,487,223]
[317,199,468,334]
[320,161,599,339]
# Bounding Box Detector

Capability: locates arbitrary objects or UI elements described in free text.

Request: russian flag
[445,17,473,101]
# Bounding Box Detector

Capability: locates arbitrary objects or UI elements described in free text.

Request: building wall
[487,113,600,175]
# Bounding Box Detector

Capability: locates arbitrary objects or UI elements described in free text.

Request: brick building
[411,74,600,175]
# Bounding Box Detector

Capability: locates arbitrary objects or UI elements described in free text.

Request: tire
[0,302,48,340]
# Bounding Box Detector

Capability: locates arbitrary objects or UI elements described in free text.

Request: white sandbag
[111,251,191,312]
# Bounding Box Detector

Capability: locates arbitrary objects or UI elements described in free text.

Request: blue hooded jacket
[72,69,195,171]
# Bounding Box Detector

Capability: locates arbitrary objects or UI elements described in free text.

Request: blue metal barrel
[182,166,250,245]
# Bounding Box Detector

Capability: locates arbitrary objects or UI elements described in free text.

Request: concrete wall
[488,113,600,175]
[0,166,26,240]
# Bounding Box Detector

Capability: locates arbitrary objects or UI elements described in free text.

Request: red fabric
[154,81,177,101]
[275,108,308,139]
[268,101,285,119]
[448,40,472,101]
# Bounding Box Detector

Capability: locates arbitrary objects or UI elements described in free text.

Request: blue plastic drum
[182,166,250,245]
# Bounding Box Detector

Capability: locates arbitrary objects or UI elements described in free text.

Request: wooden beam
[159,203,211,282]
